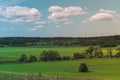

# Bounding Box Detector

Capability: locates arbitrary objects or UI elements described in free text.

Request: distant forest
[0,35,120,47]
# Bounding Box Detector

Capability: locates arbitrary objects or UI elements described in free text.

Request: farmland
[0,46,120,80]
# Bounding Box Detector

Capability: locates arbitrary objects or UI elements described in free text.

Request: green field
[0,47,120,80]
[0,46,88,58]
[0,46,117,58]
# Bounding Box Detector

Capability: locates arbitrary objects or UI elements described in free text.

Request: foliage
[19,54,28,62]
[115,52,120,58]
[40,50,61,61]
[73,53,85,59]
[107,48,113,58]
[62,56,71,60]
[0,35,120,47]
[84,46,103,58]
[28,55,37,62]
[79,62,88,72]
[92,46,103,58]
[115,47,120,58]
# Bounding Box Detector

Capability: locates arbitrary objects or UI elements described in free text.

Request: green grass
[0,46,120,80]
[0,58,120,80]
[0,46,88,58]
[0,46,118,58]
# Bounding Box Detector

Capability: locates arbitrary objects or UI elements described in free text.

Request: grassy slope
[0,58,120,80]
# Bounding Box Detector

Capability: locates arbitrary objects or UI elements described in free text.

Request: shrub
[93,51,103,58]
[62,56,70,60]
[40,50,61,61]
[19,54,28,62]
[73,53,85,59]
[79,62,88,72]
[115,52,120,58]
[40,50,49,61]
[29,55,37,62]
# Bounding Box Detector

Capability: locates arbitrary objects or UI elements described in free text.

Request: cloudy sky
[0,0,120,37]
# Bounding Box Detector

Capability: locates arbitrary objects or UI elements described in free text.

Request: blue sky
[0,0,120,37]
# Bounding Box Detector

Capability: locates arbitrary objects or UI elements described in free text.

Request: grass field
[0,46,120,80]
[0,58,120,80]
[0,46,118,58]
[0,46,88,58]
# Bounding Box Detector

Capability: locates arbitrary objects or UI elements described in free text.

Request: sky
[0,0,120,37]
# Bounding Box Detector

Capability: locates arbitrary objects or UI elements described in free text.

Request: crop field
[0,46,119,80]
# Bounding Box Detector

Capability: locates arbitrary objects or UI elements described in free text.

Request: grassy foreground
[0,47,120,80]
[0,58,120,80]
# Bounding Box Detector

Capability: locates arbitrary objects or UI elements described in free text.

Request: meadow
[0,46,119,80]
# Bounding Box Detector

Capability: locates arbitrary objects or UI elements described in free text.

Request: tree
[107,48,113,58]
[62,55,70,60]
[73,53,85,59]
[19,54,28,62]
[79,63,88,72]
[29,55,37,62]
[40,50,61,61]
[115,47,120,58]
[85,46,94,58]
[93,46,103,58]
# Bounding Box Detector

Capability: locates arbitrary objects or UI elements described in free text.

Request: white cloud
[64,20,74,25]
[49,6,63,12]
[28,25,43,31]
[87,9,117,22]
[55,25,60,28]
[5,6,40,21]
[0,6,41,23]
[35,21,47,25]
[89,13,114,21]
[48,6,86,24]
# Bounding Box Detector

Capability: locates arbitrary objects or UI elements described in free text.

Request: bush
[73,53,85,59]
[115,52,120,58]
[19,54,28,62]
[29,55,37,62]
[79,63,88,72]
[62,56,70,60]
[40,50,61,61]
[93,51,103,58]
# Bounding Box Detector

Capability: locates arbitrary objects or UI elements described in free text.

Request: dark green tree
[29,55,37,62]
[79,63,88,72]
[40,50,61,61]
[73,53,85,59]
[19,54,28,62]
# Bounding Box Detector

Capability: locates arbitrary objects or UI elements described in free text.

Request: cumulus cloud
[48,6,86,24]
[0,6,41,23]
[89,9,117,21]
[28,25,43,31]
[85,9,118,22]
[49,6,63,12]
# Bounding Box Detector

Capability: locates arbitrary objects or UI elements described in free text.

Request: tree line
[0,35,120,47]
[19,46,120,63]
